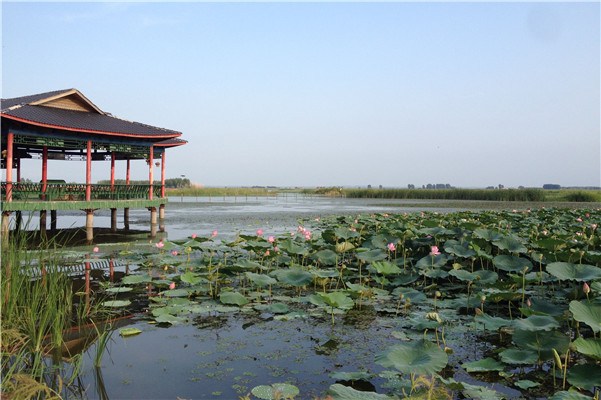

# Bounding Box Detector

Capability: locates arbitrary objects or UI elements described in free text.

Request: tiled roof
[1,89,183,139]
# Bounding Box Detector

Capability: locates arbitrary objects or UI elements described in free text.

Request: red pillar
[16,152,21,183]
[110,151,115,191]
[161,151,165,198]
[86,140,92,201]
[42,146,48,200]
[149,146,154,200]
[5,132,13,201]
[126,158,130,184]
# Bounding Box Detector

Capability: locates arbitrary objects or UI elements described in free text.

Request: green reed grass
[165,186,277,197]
[343,188,547,201]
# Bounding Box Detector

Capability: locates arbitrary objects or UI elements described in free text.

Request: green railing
[1,182,163,202]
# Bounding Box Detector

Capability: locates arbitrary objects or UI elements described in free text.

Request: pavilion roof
[1,89,184,141]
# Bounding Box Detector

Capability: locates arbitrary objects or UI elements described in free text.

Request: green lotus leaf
[472,270,498,285]
[119,328,142,337]
[268,302,289,314]
[415,254,448,270]
[154,313,187,325]
[512,329,570,360]
[391,287,427,303]
[308,294,328,307]
[573,337,601,360]
[513,315,560,331]
[514,380,539,390]
[163,288,189,297]
[179,271,204,285]
[219,291,249,306]
[371,261,402,276]
[547,262,601,282]
[312,269,339,278]
[245,272,277,287]
[566,364,601,390]
[329,371,372,381]
[444,240,476,258]
[273,311,309,321]
[251,383,300,400]
[327,383,391,400]
[449,269,477,282]
[535,238,566,251]
[526,298,565,317]
[102,300,131,307]
[335,241,356,253]
[121,274,151,285]
[312,249,338,265]
[569,300,601,333]
[475,313,512,331]
[105,287,133,293]
[548,391,593,400]
[375,339,448,375]
[473,228,504,242]
[234,259,265,271]
[334,227,360,240]
[493,255,533,273]
[276,268,313,287]
[278,239,309,255]
[319,291,354,310]
[462,357,504,372]
[493,235,528,254]
[356,249,388,262]
[499,348,539,364]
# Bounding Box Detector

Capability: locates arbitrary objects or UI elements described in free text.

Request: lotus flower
[256,229,263,236]
[430,246,441,256]
[387,243,396,252]
[192,233,197,239]
[169,282,175,290]
[268,236,275,243]
[93,247,99,253]
[583,282,590,294]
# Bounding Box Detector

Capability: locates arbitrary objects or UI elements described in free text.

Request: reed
[165,186,276,197]
[343,188,546,201]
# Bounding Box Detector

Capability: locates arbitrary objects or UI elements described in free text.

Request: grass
[165,187,278,197]
[1,229,112,398]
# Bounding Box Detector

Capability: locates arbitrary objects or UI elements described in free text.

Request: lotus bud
[435,291,441,298]
[526,298,531,307]
[583,282,590,294]
[481,295,486,303]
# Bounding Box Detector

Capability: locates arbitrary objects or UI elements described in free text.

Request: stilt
[1,212,11,246]
[86,210,94,242]
[149,207,157,238]
[159,204,165,232]
[15,211,22,231]
[111,208,117,232]
[50,210,57,231]
[40,210,47,237]
[124,208,130,231]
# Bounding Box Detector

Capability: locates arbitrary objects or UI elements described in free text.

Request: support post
[111,151,115,193]
[124,208,130,231]
[86,140,92,201]
[126,158,130,185]
[86,210,94,242]
[5,132,13,202]
[159,203,165,232]
[42,146,48,200]
[149,207,157,238]
[50,210,57,231]
[161,151,165,198]
[149,146,154,200]
[40,210,47,237]
[111,208,117,232]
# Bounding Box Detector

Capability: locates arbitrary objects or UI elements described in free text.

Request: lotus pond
[6,204,601,400]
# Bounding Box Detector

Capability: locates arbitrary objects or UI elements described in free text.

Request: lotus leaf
[312,249,338,265]
[329,371,372,381]
[375,339,448,375]
[105,287,133,293]
[512,329,570,360]
[278,239,309,255]
[548,392,593,400]
[493,255,533,273]
[121,274,152,285]
[245,272,277,287]
[154,314,187,325]
[513,380,539,390]
[234,259,264,271]
[462,357,504,372]
[179,271,204,285]
[163,288,189,297]
[267,302,289,314]
[472,270,498,285]
[219,291,249,306]
[474,313,512,331]
[499,348,538,364]
[573,337,601,360]
[513,315,560,331]
[356,249,387,262]
[335,241,356,253]
[392,287,427,302]
[371,261,402,276]
[566,364,601,390]
[473,228,504,242]
[415,254,447,270]
[119,328,142,337]
[444,240,476,258]
[569,300,601,333]
[276,268,313,287]
[334,227,360,240]
[102,300,131,307]
[449,269,477,282]
[547,262,601,282]
[327,383,391,400]
[319,291,354,310]
[251,383,299,400]
[493,235,528,254]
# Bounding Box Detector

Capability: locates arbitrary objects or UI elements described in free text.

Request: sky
[2,1,600,189]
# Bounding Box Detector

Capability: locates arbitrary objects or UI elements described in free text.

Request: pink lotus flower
[592,224,598,229]
[265,250,270,256]
[354,219,358,224]
[191,233,197,239]
[430,246,441,256]
[527,299,531,307]
[164,266,168,271]
[172,250,178,256]
[256,229,263,236]
[315,218,320,222]
[268,236,275,243]
[93,247,99,253]
[274,246,279,252]
[211,231,217,237]
[583,282,590,294]
[542,230,548,235]
[169,282,175,290]
[577,218,583,222]
[155,242,164,249]
[387,243,396,252]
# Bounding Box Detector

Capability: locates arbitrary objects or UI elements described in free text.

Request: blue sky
[2,2,599,188]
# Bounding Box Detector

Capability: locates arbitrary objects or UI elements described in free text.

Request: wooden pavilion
[1,88,187,241]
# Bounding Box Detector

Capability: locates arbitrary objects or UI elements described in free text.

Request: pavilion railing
[1,182,163,202]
